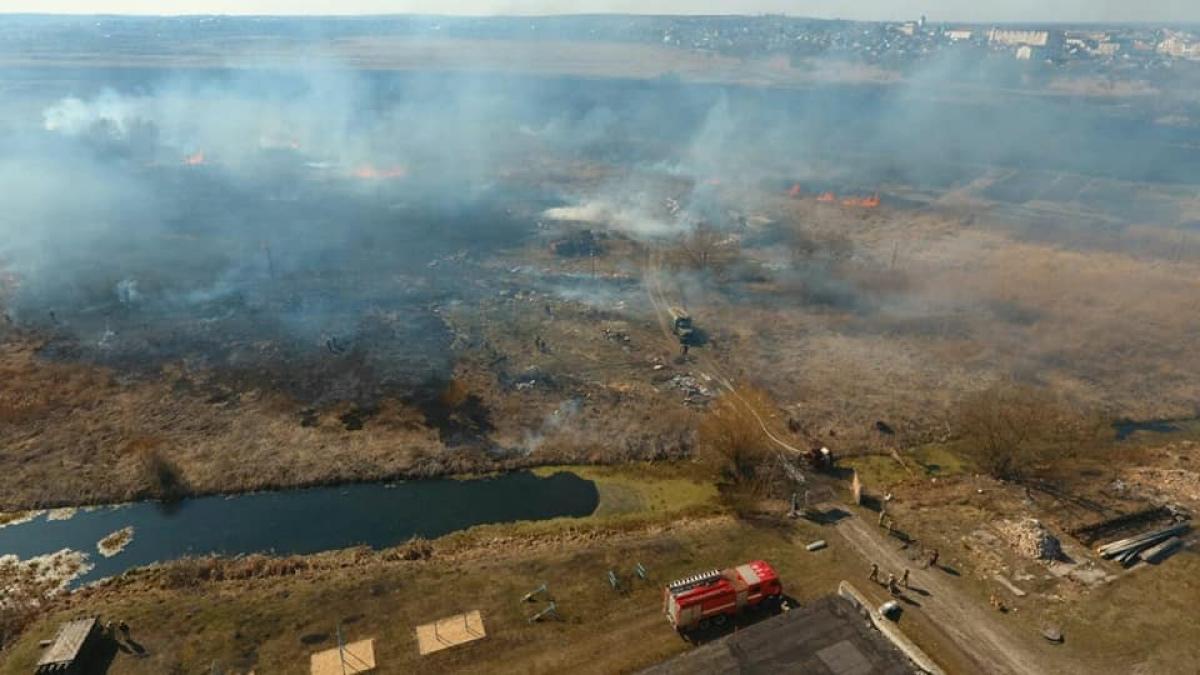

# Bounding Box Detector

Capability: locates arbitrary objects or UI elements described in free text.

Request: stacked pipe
[1096,522,1190,567]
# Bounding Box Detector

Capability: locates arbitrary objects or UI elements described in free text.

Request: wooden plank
[36,617,97,667]
[416,610,487,656]
[992,574,1027,598]
[1098,523,1189,557]
[1142,537,1184,564]
[310,638,377,675]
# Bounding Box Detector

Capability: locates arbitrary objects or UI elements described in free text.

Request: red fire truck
[663,560,783,631]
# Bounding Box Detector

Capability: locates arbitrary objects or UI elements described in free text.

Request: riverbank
[6,502,853,675]
[0,470,605,589]
[0,462,724,671]
[7,451,1200,675]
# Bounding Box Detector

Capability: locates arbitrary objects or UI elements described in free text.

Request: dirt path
[643,254,806,460]
[835,513,1070,675]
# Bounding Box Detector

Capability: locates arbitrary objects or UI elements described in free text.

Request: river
[0,471,598,586]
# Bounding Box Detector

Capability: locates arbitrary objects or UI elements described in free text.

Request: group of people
[867,548,939,596]
[868,564,911,595]
[104,619,132,639]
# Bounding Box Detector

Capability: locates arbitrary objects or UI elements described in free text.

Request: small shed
[36,617,100,674]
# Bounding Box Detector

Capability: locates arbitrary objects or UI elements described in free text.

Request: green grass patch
[533,463,720,519]
[435,463,724,546]
[910,443,971,477]
[843,443,971,488]
[840,454,910,488]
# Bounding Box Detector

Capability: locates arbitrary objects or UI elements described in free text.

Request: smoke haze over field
[2,15,1200,529]
[4,53,1199,310]
[5,1,1200,23]
[2,30,1200,407]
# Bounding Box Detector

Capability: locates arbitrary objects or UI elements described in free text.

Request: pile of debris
[997,519,1062,560]
[665,374,712,406]
[1097,522,1190,567]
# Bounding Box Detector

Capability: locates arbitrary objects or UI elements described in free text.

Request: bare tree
[673,223,739,273]
[698,389,770,483]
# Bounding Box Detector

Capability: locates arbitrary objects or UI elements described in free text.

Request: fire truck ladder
[667,569,722,593]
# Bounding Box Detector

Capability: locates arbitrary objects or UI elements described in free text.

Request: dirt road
[836,513,1071,675]
[643,255,806,459]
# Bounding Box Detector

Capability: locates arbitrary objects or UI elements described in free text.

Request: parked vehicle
[663,560,782,631]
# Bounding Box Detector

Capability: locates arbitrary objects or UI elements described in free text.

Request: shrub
[954,382,1100,480]
[670,223,740,274]
[698,389,771,483]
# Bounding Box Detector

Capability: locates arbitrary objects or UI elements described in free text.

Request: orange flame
[787,183,803,198]
[816,191,836,203]
[352,164,409,180]
[183,151,206,166]
[841,193,880,208]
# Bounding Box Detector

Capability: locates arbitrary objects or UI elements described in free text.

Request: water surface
[0,471,598,585]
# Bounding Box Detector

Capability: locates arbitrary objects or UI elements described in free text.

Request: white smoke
[543,198,678,239]
[115,278,141,306]
[43,91,146,139]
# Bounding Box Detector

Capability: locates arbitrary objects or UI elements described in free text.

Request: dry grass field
[689,196,1200,451]
[3,31,1200,673]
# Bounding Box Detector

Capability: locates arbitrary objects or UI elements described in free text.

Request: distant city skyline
[2,1,1199,25]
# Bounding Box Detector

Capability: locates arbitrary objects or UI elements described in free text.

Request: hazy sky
[1,1,1197,24]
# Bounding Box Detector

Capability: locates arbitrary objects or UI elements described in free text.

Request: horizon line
[0,12,1193,27]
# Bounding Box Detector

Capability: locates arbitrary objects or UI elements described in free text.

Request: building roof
[641,596,911,675]
[36,617,98,671]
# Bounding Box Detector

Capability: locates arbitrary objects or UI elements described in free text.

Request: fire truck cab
[664,560,782,631]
